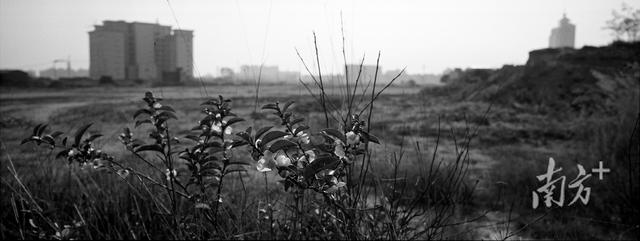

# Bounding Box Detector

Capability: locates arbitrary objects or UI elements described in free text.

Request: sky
[0,0,636,76]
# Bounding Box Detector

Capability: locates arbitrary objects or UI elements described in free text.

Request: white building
[89,20,193,82]
[236,65,299,82]
[89,21,128,80]
[549,14,576,48]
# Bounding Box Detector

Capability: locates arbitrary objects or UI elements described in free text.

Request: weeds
[7,85,481,239]
[2,31,486,239]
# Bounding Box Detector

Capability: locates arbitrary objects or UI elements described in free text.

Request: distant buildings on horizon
[209,64,440,85]
[39,67,88,79]
[235,65,300,83]
[549,13,576,48]
[89,20,193,83]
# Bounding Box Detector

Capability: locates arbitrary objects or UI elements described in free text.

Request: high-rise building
[155,30,193,82]
[89,20,193,82]
[89,21,128,80]
[549,14,576,48]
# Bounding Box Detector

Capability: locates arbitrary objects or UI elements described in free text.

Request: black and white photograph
[0,0,638,240]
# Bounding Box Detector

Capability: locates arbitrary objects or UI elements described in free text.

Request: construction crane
[52,57,71,79]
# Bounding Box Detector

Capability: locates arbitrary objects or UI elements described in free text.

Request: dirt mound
[423,41,640,115]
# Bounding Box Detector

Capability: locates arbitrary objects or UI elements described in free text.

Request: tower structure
[549,13,576,48]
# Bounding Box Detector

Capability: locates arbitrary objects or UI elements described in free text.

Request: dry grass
[1,81,637,239]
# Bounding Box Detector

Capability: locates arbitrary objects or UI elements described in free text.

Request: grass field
[1,84,637,239]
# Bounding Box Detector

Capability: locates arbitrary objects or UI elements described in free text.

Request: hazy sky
[0,0,635,76]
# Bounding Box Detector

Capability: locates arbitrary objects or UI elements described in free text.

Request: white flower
[195,203,211,210]
[298,132,310,144]
[274,151,292,167]
[325,181,346,193]
[68,149,77,157]
[116,169,130,179]
[257,150,275,172]
[299,150,316,163]
[346,131,360,145]
[334,141,346,159]
[153,102,162,109]
[165,169,177,181]
[256,159,272,172]
[211,122,222,133]
[92,158,105,169]
[224,126,233,135]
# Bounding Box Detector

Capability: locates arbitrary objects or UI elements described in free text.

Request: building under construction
[88,20,193,83]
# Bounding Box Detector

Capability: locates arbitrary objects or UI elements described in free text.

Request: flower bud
[346,131,360,145]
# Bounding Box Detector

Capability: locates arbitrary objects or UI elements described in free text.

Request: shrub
[6,35,480,240]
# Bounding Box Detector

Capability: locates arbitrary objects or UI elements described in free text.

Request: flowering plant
[235,101,379,196]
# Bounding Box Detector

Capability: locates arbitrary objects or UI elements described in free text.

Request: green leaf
[360,131,380,144]
[178,152,194,162]
[86,134,103,143]
[230,140,248,148]
[50,131,64,138]
[41,135,55,146]
[157,105,175,112]
[73,123,93,147]
[261,103,279,111]
[303,155,340,180]
[294,126,309,135]
[290,118,305,126]
[135,119,152,128]
[224,117,244,126]
[255,126,273,139]
[282,101,295,113]
[368,134,380,144]
[260,130,288,146]
[133,109,153,119]
[202,142,224,154]
[283,112,292,121]
[268,139,298,153]
[32,124,42,137]
[20,137,30,145]
[322,128,346,144]
[228,160,252,166]
[184,135,201,142]
[202,142,222,149]
[207,146,225,154]
[224,167,247,175]
[134,144,164,154]
[202,159,222,169]
[20,136,39,145]
[36,124,48,136]
[202,168,222,177]
[157,111,178,121]
[236,132,251,143]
